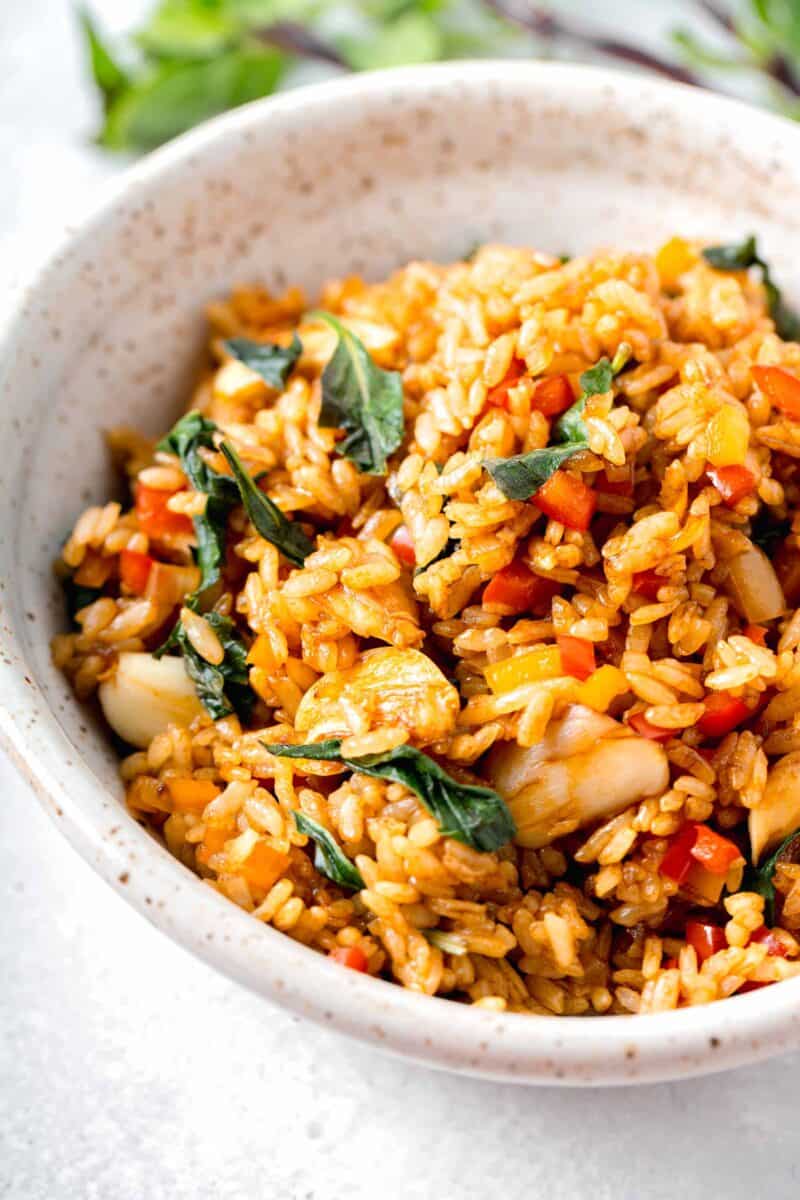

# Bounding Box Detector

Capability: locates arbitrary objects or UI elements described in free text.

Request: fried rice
[52,238,800,1016]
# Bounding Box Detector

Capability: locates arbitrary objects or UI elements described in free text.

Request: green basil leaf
[78,7,131,111]
[750,508,791,556]
[293,812,364,890]
[156,610,253,721]
[223,334,302,390]
[703,236,800,343]
[744,829,800,926]
[312,311,405,475]
[63,579,103,625]
[101,49,285,151]
[219,441,314,566]
[263,739,516,853]
[136,0,239,59]
[484,442,587,502]
[158,411,239,602]
[553,342,632,443]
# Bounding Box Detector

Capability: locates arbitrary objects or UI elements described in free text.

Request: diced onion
[725,543,786,623]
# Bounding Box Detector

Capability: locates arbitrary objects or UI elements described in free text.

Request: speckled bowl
[4,62,800,1085]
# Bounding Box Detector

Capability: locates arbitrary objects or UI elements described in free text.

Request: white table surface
[3,4,800,1198]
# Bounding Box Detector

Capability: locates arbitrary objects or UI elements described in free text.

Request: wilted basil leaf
[263,739,516,853]
[220,441,314,566]
[554,342,632,443]
[78,6,131,111]
[293,811,364,890]
[750,507,791,556]
[158,411,239,602]
[745,828,800,925]
[101,49,285,151]
[703,236,800,342]
[156,610,253,721]
[312,311,404,475]
[63,579,103,626]
[223,334,302,390]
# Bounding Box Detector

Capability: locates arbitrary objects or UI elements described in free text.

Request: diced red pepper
[628,712,673,742]
[135,483,194,540]
[697,692,752,738]
[661,822,742,884]
[119,549,154,595]
[486,358,527,409]
[632,569,664,601]
[743,623,769,647]
[329,945,368,972]
[686,920,727,963]
[483,560,561,615]
[595,464,634,496]
[663,957,680,970]
[389,525,416,567]
[531,374,574,417]
[535,470,596,531]
[556,635,596,681]
[749,925,789,958]
[752,364,800,420]
[706,464,757,507]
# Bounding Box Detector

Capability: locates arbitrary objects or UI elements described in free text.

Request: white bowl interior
[4,63,800,1083]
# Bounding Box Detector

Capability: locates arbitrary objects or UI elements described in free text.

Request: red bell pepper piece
[135,483,193,539]
[486,358,527,409]
[743,624,768,647]
[706,464,757,507]
[749,925,789,958]
[632,569,664,601]
[119,549,154,595]
[628,712,673,742]
[752,364,800,420]
[661,822,741,883]
[535,470,596,531]
[389,525,416,567]
[686,920,727,963]
[697,692,752,738]
[556,635,596,681]
[483,560,560,615]
[329,946,368,972]
[531,374,574,417]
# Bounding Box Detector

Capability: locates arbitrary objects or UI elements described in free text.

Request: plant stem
[254,21,349,69]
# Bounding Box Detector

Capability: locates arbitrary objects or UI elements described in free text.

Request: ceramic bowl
[4,62,800,1086]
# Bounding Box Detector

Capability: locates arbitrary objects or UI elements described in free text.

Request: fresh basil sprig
[293,811,364,891]
[224,335,302,391]
[312,311,405,476]
[745,828,800,925]
[158,411,239,603]
[703,236,800,341]
[263,738,516,853]
[485,343,631,502]
[156,610,253,722]
[219,442,313,567]
[63,578,103,625]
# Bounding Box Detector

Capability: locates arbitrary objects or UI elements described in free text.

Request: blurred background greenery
[80,0,800,152]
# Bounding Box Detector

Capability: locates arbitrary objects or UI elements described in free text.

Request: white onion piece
[725,543,786,623]
[749,751,800,863]
[98,652,203,749]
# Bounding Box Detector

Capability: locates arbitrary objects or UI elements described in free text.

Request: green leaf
[158,411,239,602]
[671,28,748,71]
[219,441,314,566]
[101,49,285,151]
[484,442,586,502]
[749,507,791,555]
[156,610,253,721]
[63,578,103,625]
[293,812,364,890]
[486,344,632,501]
[744,828,800,925]
[136,0,239,59]
[312,311,405,475]
[702,236,800,342]
[263,739,516,853]
[78,7,131,112]
[340,10,443,70]
[223,334,302,390]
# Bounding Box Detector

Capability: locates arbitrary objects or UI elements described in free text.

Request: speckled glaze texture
[3,63,800,1085]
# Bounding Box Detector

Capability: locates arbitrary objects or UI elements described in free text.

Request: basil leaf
[703,236,800,342]
[312,311,404,476]
[486,344,632,501]
[744,829,800,926]
[63,579,103,625]
[750,508,791,556]
[136,0,239,59]
[156,610,253,722]
[158,411,239,602]
[224,334,302,391]
[78,7,131,111]
[553,342,632,443]
[263,739,516,853]
[340,10,443,70]
[219,441,314,566]
[484,442,585,502]
[293,812,364,890]
[101,49,285,151]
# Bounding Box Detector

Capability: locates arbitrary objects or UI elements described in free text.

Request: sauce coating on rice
[53,239,800,1014]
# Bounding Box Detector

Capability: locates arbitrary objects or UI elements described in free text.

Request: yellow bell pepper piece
[706,404,749,468]
[485,645,563,696]
[574,665,629,712]
[655,237,697,289]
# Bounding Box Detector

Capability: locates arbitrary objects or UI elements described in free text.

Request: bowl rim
[4,59,800,1086]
